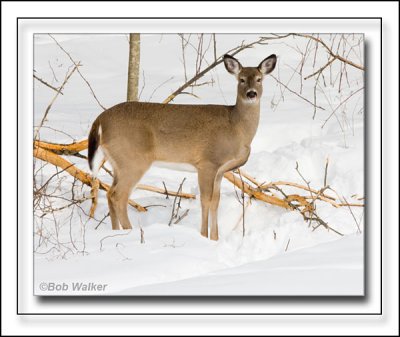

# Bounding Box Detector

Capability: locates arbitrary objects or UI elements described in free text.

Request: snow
[33,34,364,296]
[119,233,363,296]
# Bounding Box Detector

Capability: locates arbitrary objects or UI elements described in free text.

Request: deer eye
[256,78,262,82]
[240,78,245,83]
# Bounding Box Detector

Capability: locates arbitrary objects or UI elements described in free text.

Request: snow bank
[119,233,363,296]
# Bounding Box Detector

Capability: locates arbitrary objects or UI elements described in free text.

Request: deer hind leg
[108,162,149,230]
[209,172,224,241]
[197,164,219,239]
[107,179,120,230]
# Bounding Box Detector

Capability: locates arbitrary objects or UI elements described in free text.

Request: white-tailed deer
[88,54,276,240]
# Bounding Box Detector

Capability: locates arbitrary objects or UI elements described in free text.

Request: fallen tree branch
[223,171,291,209]
[243,170,364,209]
[34,139,89,155]
[33,146,146,212]
[236,169,264,188]
[271,184,343,236]
[261,180,336,200]
[137,183,195,200]
[89,178,99,218]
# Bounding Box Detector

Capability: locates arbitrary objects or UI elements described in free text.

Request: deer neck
[232,99,261,144]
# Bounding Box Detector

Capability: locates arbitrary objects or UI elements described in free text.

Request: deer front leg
[197,165,219,239]
[209,172,224,241]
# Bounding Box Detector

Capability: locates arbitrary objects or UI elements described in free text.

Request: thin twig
[321,87,364,128]
[33,74,63,94]
[285,238,291,252]
[162,181,169,199]
[342,196,362,233]
[174,209,190,224]
[324,158,329,187]
[95,212,110,230]
[34,63,80,140]
[270,75,326,111]
[290,33,364,71]
[48,34,107,110]
[99,230,132,251]
[304,56,337,80]
[168,178,186,226]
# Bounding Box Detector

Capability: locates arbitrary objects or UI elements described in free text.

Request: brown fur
[88,54,276,240]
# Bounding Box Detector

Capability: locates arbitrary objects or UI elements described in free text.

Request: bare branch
[270,74,326,111]
[304,57,337,80]
[291,33,364,71]
[34,63,80,140]
[168,178,188,226]
[48,34,107,110]
[33,74,64,94]
[163,37,273,104]
[322,87,364,128]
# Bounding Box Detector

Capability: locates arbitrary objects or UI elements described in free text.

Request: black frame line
[15,16,382,316]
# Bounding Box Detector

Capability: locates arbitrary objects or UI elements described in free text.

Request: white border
[19,17,381,314]
[2,1,398,336]
[19,15,380,313]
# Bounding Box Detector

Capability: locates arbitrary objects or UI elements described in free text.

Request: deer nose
[246,90,257,99]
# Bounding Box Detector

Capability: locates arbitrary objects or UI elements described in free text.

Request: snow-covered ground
[33,34,364,296]
[119,233,363,296]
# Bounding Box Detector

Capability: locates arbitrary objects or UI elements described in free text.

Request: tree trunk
[127,33,140,102]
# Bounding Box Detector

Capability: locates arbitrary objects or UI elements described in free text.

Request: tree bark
[127,33,140,102]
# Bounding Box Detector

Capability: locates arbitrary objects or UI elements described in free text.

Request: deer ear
[223,55,242,75]
[258,54,277,75]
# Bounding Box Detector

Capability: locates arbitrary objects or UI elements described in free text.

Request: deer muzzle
[246,90,257,99]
